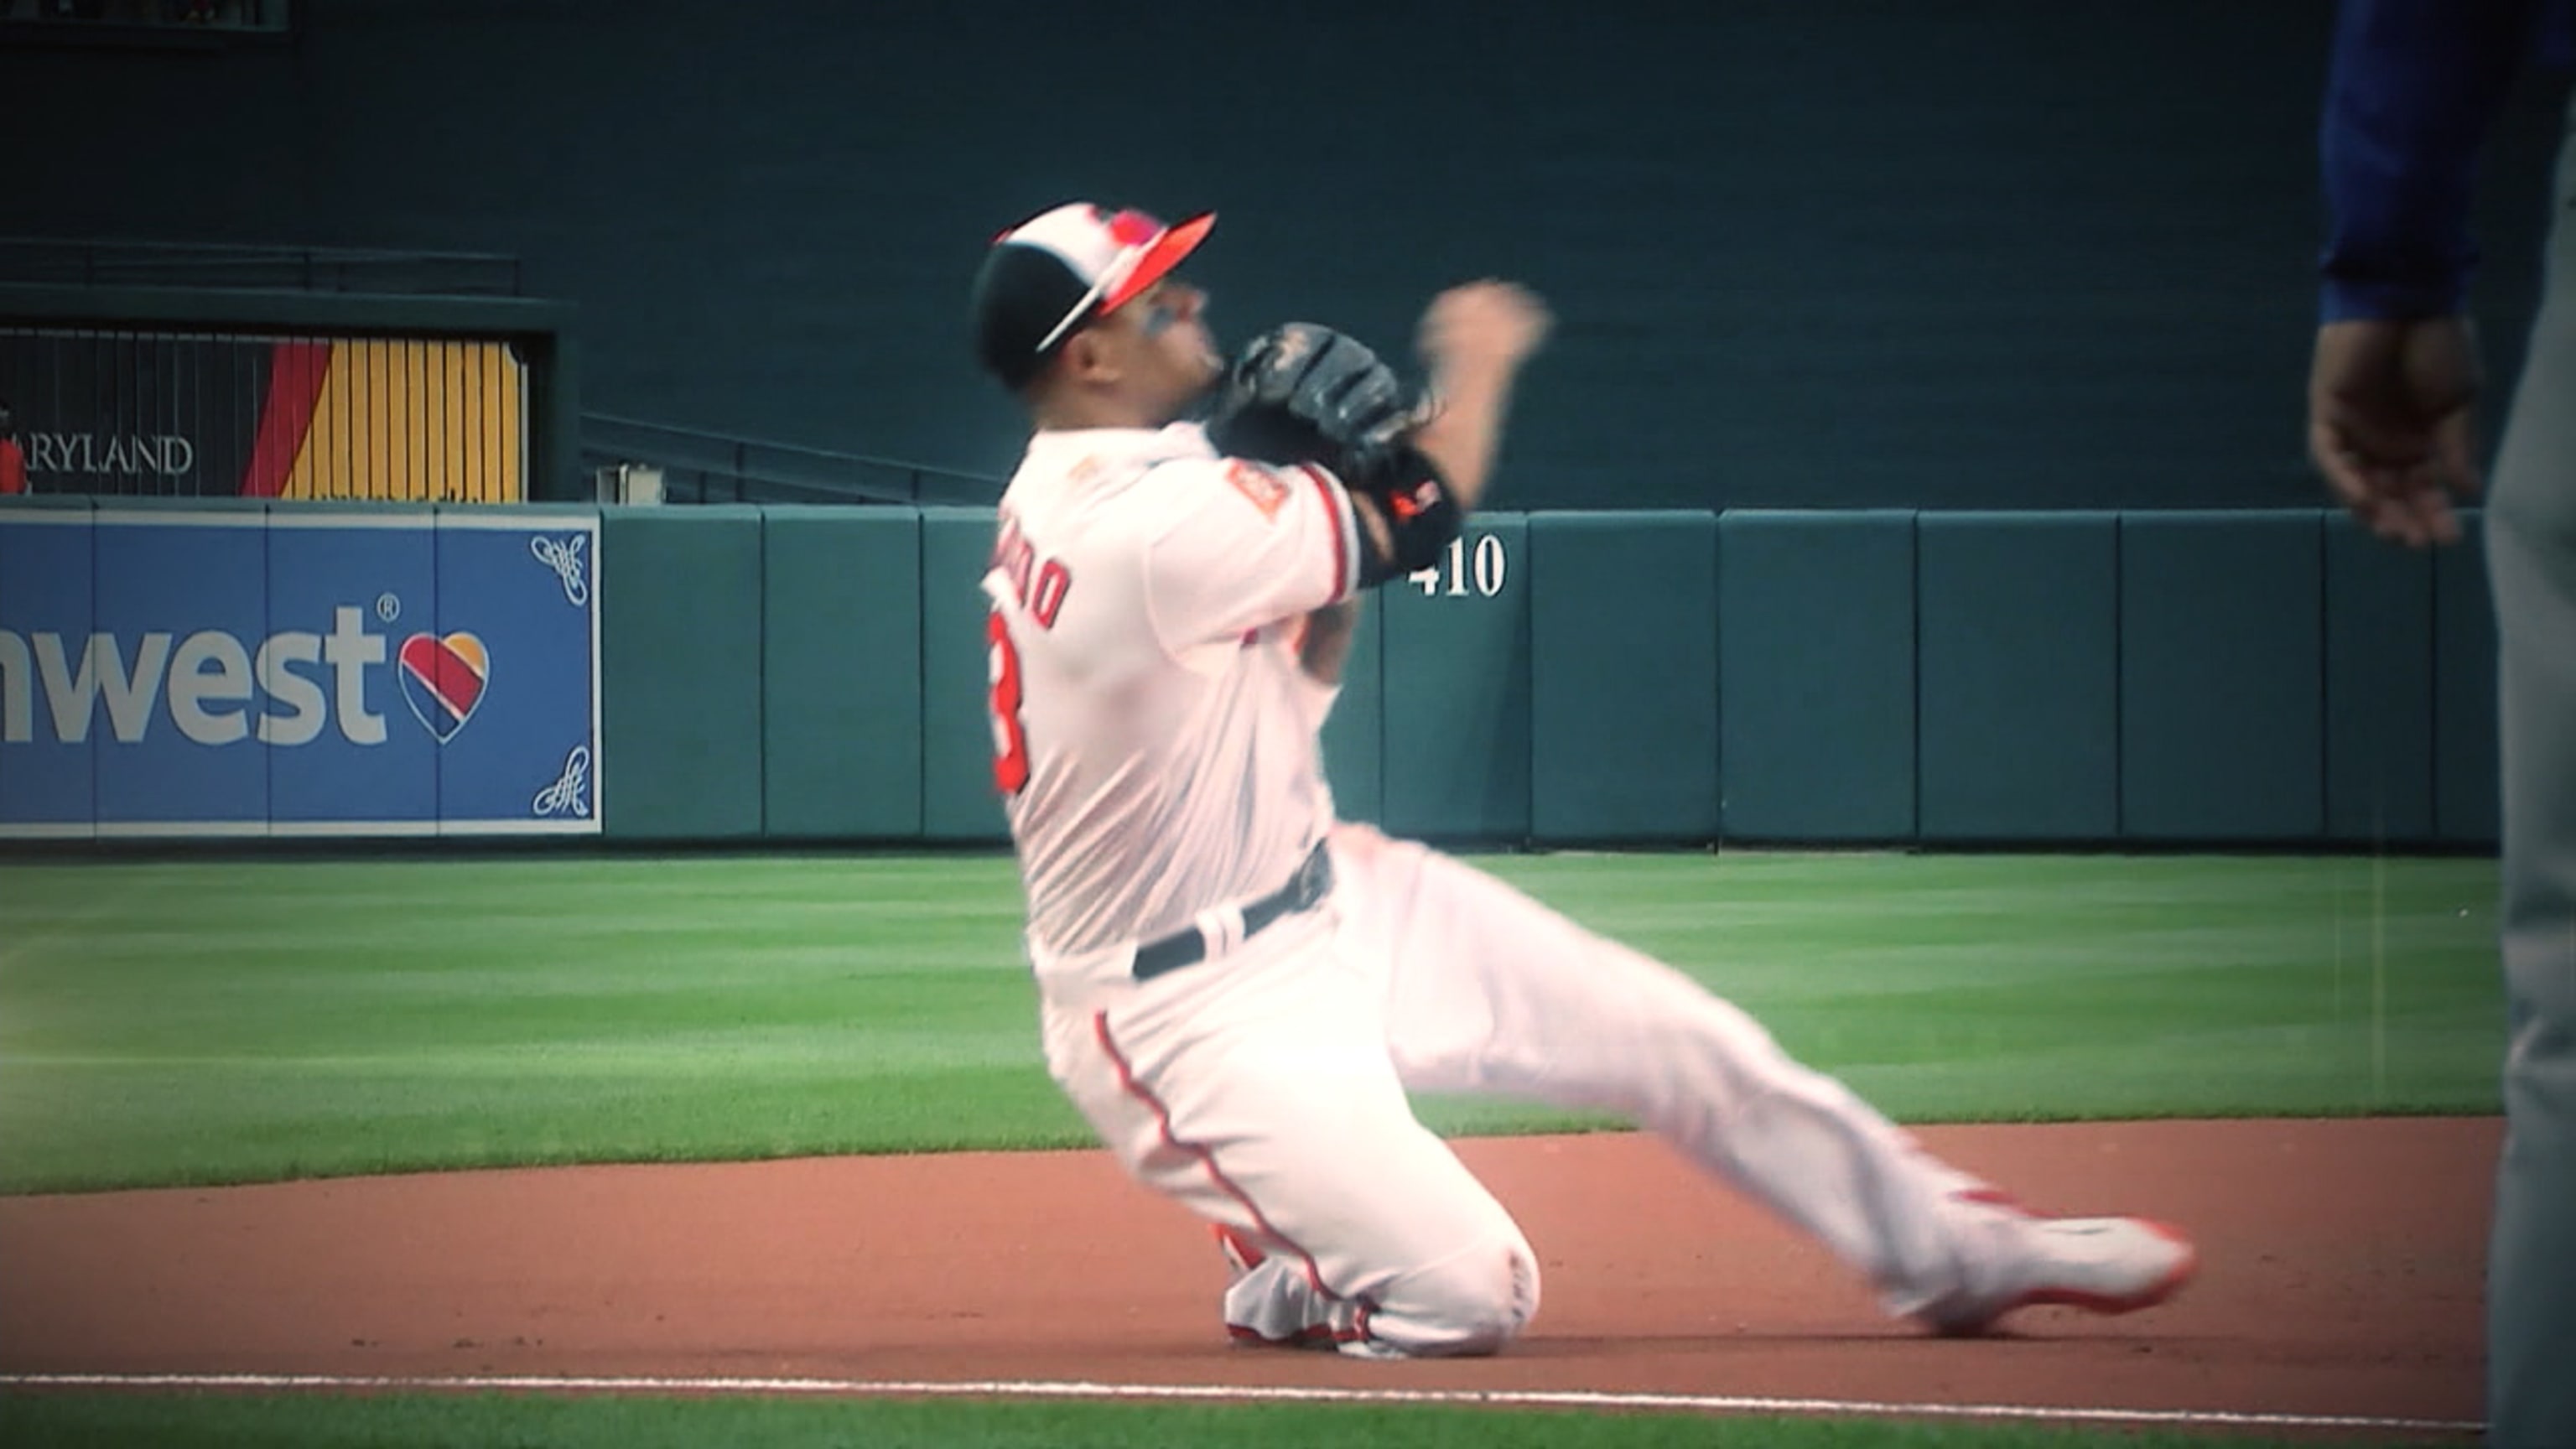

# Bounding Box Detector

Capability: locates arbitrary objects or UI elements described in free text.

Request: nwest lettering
[0,607,387,746]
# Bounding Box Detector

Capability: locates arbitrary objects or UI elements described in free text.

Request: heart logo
[397,631,490,743]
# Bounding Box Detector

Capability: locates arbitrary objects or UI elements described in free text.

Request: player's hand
[2306,316,2482,548]
[1419,281,1553,379]
[1404,281,1550,516]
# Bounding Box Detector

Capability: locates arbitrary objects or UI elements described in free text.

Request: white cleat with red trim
[1211,1223,1347,1351]
[1918,1192,2199,1337]
[1209,1223,1409,1357]
[1213,1223,1265,1281]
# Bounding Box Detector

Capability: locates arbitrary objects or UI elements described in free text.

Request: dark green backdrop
[7,1,2564,512]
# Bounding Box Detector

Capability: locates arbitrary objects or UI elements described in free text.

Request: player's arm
[1338,282,1553,583]
[1196,283,1549,599]
[1402,282,1552,517]
[1141,456,1363,654]
[1291,286,1549,685]
[2308,0,2535,546]
[1296,598,1363,685]
[2317,0,2532,325]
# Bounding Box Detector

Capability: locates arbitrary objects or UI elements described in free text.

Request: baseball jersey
[982,422,1364,969]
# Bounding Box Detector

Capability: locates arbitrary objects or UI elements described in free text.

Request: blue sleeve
[2318,0,2539,321]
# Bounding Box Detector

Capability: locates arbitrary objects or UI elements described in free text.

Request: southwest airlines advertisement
[0,510,600,838]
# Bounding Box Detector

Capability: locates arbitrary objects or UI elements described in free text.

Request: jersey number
[986,609,1030,796]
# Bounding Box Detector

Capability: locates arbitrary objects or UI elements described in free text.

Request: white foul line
[0,1372,2485,1435]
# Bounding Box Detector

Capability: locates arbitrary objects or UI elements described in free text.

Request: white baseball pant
[1039,823,2022,1357]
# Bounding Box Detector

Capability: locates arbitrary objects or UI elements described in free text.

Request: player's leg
[2480,93,2576,1449]
[1327,824,2189,1330]
[1037,911,1540,1359]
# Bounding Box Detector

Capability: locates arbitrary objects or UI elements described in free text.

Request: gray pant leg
[2483,87,2576,1449]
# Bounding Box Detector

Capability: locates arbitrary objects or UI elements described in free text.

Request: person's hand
[1419,281,1553,379]
[1403,281,1551,515]
[2307,316,2483,547]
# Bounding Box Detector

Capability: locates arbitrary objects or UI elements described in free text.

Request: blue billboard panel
[0,508,99,836]
[434,512,600,834]
[91,516,271,832]
[264,514,439,828]
[0,508,601,839]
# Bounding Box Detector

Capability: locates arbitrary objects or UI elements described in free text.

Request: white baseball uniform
[984,422,2054,1357]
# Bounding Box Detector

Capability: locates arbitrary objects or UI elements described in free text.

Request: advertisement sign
[0,328,527,502]
[0,508,599,837]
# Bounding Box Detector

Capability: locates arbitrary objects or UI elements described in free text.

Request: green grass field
[0,1389,2447,1449]
[0,848,2506,1447]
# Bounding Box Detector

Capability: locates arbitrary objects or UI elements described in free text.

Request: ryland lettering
[23,433,199,479]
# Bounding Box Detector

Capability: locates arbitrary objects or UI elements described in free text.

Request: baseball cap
[971,201,1215,387]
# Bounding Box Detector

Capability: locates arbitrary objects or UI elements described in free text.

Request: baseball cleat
[1213,1223,1268,1281]
[1920,1197,2199,1337]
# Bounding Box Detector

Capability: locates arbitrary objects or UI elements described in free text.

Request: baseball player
[969,200,2196,1358]
[2306,3,2574,1442]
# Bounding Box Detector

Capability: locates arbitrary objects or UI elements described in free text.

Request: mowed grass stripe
[0,852,2503,1194]
[0,1387,2437,1449]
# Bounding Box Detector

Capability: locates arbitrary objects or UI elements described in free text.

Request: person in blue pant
[2306,3,2575,1443]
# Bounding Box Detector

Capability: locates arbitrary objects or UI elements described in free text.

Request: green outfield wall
[597,504,2494,849]
[1,500,2497,849]
[1916,512,2120,841]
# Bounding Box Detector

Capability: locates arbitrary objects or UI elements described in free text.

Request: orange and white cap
[971,201,1215,387]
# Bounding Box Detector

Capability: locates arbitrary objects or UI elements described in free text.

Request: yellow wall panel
[283,339,525,502]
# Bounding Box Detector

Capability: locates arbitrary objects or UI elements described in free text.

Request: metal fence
[0,0,290,39]
[579,413,1001,508]
[0,239,522,299]
[0,239,1004,507]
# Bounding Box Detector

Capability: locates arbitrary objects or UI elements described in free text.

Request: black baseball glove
[1202,322,1428,490]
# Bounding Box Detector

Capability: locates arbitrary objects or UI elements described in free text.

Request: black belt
[1132,841,1335,982]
